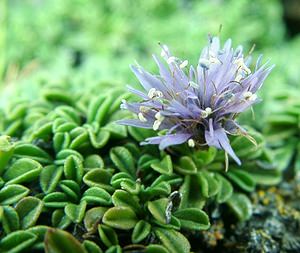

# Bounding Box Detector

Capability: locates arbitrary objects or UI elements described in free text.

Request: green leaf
[44,228,87,253]
[15,196,43,229]
[145,244,169,253]
[3,158,42,185]
[51,209,72,229]
[14,143,52,164]
[83,240,103,253]
[0,184,29,205]
[226,169,256,192]
[105,245,122,253]
[64,201,87,223]
[110,146,135,177]
[174,208,210,230]
[84,207,108,232]
[43,192,69,208]
[98,224,118,248]
[120,178,141,194]
[87,96,106,124]
[53,132,71,153]
[93,96,114,126]
[147,198,168,224]
[0,135,14,175]
[110,172,133,189]
[83,169,114,192]
[143,181,171,199]
[150,155,173,175]
[197,171,220,198]
[40,165,63,194]
[64,155,84,184]
[104,122,127,139]
[0,230,37,253]
[193,147,216,166]
[174,156,197,175]
[112,190,142,214]
[43,88,74,105]
[59,180,80,203]
[88,128,110,149]
[82,187,112,206]
[1,206,20,233]
[69,127,89,149]
[27,225,49,243]
[179,175,205,209]
[55,149,83,165]
[226,193,252,221]
[103,206,138,230]
[154,228,191,253]
[128,126,155,142]
[84,154,104,170]
[54,106,81,125]
[132,220,151,243]
[215,174,233,203]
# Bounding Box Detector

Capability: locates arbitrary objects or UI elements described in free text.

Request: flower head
[118,37,274,165]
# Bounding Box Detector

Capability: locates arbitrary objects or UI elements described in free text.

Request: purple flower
[118,37,274,165]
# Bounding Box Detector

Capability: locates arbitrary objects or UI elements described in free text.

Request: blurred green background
[1,0,300,117]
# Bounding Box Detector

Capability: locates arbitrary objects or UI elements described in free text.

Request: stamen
[188,139,195,147]
[148,88,163,99]
[153,120,161,131]
[138,112,147,122]
[167,56,176,64]
[180,60,188,69]
[199,58,210,69]
[243,91,257,101]
[201,107,212,118]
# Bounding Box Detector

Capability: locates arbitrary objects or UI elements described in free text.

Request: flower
[118,37,274,165]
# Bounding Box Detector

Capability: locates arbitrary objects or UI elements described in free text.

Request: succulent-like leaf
[84,154,104,170]
[83,169,114,192]
[3,158,42,185]
[215,174,233,203]
[84,207,108,232]
[82,187,112,206]
[64,201,87,223]
[150,155,173,175]
[55,149,83,165]
[40,165,63,194]
[103,206,138,230]
[145,244,169,253]
[147,198,169,224]
[110,147,135,177]
[0,135,14,175]
[14,143,52,164]
[105,245,122,253]
[15,196,44,229]
[132,220,151,243]
[0,184,29,205]
[0,230,37,253]
[53,132,71,153]
[174,208,210,230]
[43,192,69,208]
[59,180,81,203]
[51,209,72,229]
[45,228,87,253]
[197,171,220,198]
[83,240,103,253]
[88,128,110,149]
[112,190,142,214]
[154,228,191,253]
[110,172,132,189]
[175,156,197,175]
[226,169,256,192]
[98,224,118,248]
[1,206,20,233]
[226,193,252,221]
[64,155,84,184]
